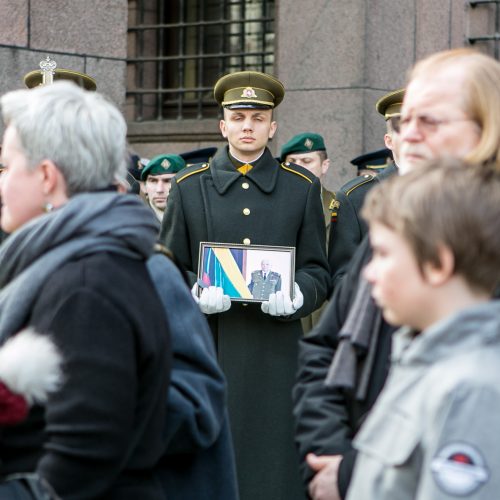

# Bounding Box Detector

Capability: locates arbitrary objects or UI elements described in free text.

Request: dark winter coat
[0,252,172,500]
[293,237,396,498]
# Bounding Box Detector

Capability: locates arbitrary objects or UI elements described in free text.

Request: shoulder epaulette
[280,162,314,183]
[176,163,209,183]
[341,173,376,196]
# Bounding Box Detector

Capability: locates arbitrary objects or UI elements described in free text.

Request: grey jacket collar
[393,301,500,365]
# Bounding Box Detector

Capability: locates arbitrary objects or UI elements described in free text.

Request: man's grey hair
[0,81,127,195]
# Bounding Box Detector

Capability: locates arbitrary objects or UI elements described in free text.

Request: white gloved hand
[191,284,231,314]
[261,282,304,316]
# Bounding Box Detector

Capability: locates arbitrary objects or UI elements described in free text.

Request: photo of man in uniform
[248,259,281,300]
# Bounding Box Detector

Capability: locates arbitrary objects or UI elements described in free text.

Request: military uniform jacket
[328,164,397,291]
[348,301,500,500]
[160,145,330,500]
[248,270,281,300]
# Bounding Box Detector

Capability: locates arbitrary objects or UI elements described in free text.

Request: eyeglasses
[389,114,476,135]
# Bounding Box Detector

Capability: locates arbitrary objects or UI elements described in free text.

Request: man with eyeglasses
[293,48,500,500]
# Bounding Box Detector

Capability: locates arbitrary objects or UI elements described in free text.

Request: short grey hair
[0,81,127,195]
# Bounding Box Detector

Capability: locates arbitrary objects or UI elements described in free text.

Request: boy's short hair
[362,159,500,294]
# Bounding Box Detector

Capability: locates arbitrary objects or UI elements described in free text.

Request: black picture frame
[197,242,296,303]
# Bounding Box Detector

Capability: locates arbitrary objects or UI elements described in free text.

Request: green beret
[214,71,285,109]
[141,154,186,181]
[375,88,405,120]
[280,132,326,161]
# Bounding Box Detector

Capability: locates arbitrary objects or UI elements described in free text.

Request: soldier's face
[145,173,176,211]
[398,66,481,174]
[364,222,434,331]
[220,109,277,161]
[285,151,329,179]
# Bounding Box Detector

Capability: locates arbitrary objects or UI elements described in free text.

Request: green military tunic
[160,146,330,500]
[248,270,281,300]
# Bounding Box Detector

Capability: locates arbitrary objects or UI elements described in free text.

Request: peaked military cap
[180,147,218,166]
[214,71,285,109]
[141,154,186,181]
[351,148,392,173]
[375,88,405,120]
[24,56,97,91]
[280,132,327,161]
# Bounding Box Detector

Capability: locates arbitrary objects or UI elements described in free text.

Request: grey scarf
[0,192,159,343]
[325,277,382,401]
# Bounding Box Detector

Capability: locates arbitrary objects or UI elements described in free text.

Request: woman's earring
[43,202,54,213]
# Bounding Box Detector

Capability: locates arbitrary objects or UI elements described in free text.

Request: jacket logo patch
[431,443,489,496]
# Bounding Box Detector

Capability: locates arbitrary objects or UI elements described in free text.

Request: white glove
[191,284,231,314]
[261,282,304,316]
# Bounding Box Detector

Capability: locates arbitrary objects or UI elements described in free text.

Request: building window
[467,0,500,59]
[127,0,275,122]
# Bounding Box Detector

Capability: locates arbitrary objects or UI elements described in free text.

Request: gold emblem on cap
[161,159,171,168]
[304,138,314,150]
[241,87,258,99]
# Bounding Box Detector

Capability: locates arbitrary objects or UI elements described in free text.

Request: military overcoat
[328,164,397,291]
[160,145,330,500]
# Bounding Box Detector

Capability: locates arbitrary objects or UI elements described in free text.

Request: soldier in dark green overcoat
[328,89,404,291]
[160,71,330,500]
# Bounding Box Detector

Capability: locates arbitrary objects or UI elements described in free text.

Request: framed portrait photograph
[197,242,296,303]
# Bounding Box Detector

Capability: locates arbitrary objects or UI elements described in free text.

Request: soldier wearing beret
[327,89,403,291]
[160,70,330,500]
[141,153,186,221]
[280,132,335,332]
[280,132,334,229]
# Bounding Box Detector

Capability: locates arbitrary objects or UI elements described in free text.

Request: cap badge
[304,138,314,150]
[161,159,171,168]
[39,56,57,85]
[241,87,258,99]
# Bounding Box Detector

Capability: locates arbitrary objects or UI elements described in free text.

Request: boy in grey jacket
[347,159,500,499]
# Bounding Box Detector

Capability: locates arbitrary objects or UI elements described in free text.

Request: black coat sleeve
[293,238,371,489]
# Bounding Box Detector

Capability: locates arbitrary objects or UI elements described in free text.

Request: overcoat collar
[210,146,279,195]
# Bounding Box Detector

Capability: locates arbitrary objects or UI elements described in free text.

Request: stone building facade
[0,0,497,188]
